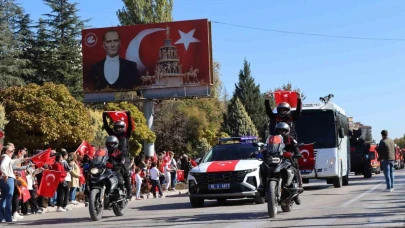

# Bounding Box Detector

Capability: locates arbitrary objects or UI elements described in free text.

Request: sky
[20,0,405,141]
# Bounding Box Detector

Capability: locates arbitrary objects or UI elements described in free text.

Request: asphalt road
[10,170,405,228]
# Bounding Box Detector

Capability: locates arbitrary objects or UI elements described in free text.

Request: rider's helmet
[277,102,291,118]
[113,120,126,134]
[275,122,290,137]
[106,135,119,153]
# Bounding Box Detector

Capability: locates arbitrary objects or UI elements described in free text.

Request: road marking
[340,183,382,207]
[222,221,269,228]
[362,216,405,227]
[295,218,337,226]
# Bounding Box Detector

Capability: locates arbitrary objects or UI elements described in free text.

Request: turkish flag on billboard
[274,90,298,108]
[76,140,96,159]
[31,148,51,167]
[82,19,212,93]
[105,111,135,131]
[298,143,315,171]
[37,170,62,198]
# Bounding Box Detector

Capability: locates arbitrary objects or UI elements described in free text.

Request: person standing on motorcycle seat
[102,111,133,152]
[275,122,303,205]
[105,135,132,200]
[265,92,302,140]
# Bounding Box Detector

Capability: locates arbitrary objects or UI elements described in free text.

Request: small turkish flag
[274,90,298,108]
[19,186,31,203]
[76,140,96,159]
[47,156,56,166]
[31,148,51,168]
[177,170,185,182]
[0,131,4,139]
[37,170,62,198]
[105,111,136,131]
[298,143,315,170]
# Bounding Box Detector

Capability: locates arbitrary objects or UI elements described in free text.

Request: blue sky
[20,0,405,140]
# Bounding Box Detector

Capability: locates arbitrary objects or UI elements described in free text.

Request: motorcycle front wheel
[89,188,104,221]
[267,180,278,218]
[113,199,128,216]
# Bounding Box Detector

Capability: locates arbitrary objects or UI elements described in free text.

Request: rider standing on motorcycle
[275,122,303,205]
[105,135,132,200]
[265,92,302,139]
[102,111,133,152]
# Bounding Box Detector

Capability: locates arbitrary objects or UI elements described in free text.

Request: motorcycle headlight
[90,168,99,175]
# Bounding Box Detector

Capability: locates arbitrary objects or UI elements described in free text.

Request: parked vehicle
[369,145,381,174]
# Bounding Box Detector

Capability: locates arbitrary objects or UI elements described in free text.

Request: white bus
[292,102,350,188]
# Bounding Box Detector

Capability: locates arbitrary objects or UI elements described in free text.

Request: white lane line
[295,218,337,226]
[340,183,382,207]
[222,221,269,228]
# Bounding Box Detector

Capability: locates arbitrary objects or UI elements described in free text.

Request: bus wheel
[334,164,343,188]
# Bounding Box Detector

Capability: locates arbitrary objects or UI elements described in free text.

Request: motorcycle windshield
[92,155,107,166]
[268,143,284,154]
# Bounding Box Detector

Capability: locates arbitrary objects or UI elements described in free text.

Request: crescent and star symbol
[300,149,310,162]
[174,29,200,51]
[45,174,56,186]
[126,28,200,72]
[81,146,88,153]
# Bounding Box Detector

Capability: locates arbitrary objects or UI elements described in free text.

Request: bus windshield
[295,110,337,149]
[202,143,259,162]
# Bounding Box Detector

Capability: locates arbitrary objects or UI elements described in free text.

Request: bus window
[295,110,337,149]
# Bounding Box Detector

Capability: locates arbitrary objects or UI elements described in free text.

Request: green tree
[89,109,108,148]
[104,102,156,156]
[41,0,88,99]
[0,0,29,89]
[394,135,405,148]
[117,0,173,25]
[233,59,265,137]
[222,97,258,137]
[0,82,94,150]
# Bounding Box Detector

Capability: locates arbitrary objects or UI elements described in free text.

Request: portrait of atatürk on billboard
[82,19,213,102]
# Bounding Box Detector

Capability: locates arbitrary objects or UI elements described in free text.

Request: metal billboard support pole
[143,99,154,157]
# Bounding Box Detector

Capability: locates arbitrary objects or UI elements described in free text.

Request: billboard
[82,19,213,102]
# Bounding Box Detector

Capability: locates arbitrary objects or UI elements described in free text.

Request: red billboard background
[82,19,212,94]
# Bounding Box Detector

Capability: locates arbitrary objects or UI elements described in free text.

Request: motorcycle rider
[105,135,132,200]
[274,122,303,205]
[265,92,302,139]
[102,111,133,152]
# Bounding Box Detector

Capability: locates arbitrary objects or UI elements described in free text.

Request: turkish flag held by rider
[274,90,298,108]
[37,169,62,198]
[105,111,136,131]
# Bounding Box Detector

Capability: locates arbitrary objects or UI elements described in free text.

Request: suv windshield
[294,110,337,149]
[202,143,259,162]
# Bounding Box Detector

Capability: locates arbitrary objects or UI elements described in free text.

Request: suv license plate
[208,183,230,190]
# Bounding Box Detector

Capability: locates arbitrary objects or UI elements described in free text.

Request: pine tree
[117,0,173,25]
[222,97,258,137]
[0,0,31,89]
[41,0,88,99]
[233,59,266,137]
[29,18,51,85]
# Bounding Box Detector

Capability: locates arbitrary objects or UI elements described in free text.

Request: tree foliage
[0,0,31,89]
[233,59,265,137]
[89,109,108,148]
[394,135,405,149]
[104,102,156,156]
[222,97,258,137]
[0,104,7,130]
[0,82,94,150]
[39,0,88,99]
[117,0,173,25]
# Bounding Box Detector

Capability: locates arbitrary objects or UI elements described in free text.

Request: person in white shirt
[135,168,143,200]
[89,30,140,91]
[149,162,163,198]
[0,145,29,223]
